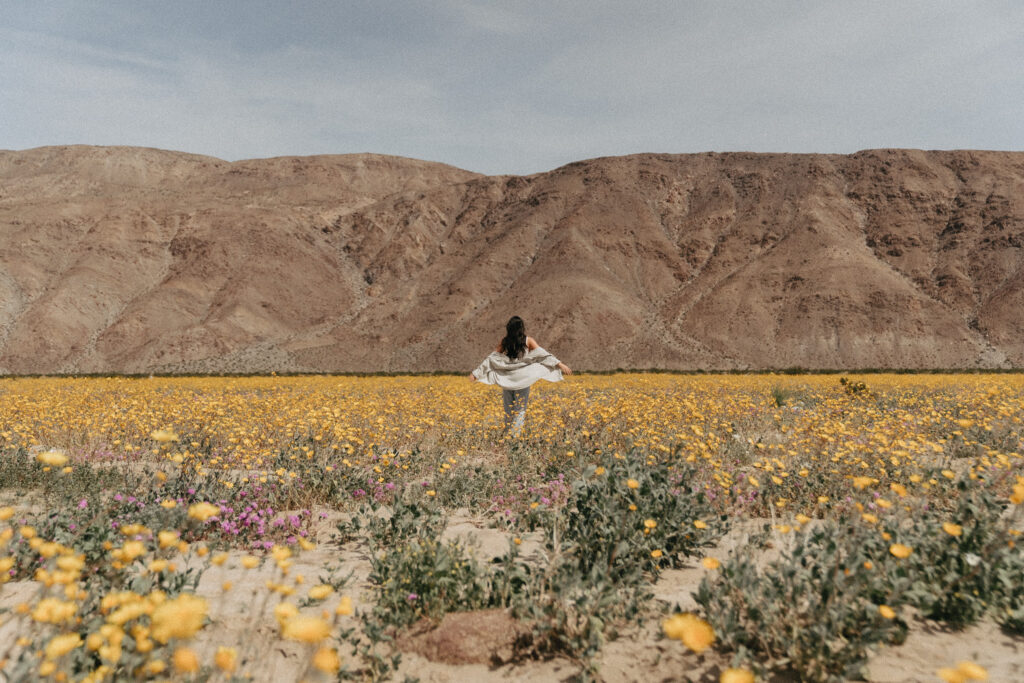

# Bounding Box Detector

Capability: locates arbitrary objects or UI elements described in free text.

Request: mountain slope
[1,146,1021,372]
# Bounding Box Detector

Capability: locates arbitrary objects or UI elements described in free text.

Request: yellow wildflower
[662,613,715,653]
[954,661,988,680]
[85,633,104,651]
[308,584,334,601]
[157,531,179,549]
[282,615,331,643]
[187,502,220,522]
[720,668,755,683]
[889,543,912,559]
[114,541,146,562]
[313,647,342,673]
[1010,484,1024,505]
[32,598,77,625]
[37,450,68,467]
[151,429,179,443]
[274,602,299,626]
[943,522,963,537]
[44,633,82,660]
[55,556,84,572]
[335,595,354,616]
[215,646,238,672]
[150,594,207,643]
[143,660,166,676]
[172,647,200,673]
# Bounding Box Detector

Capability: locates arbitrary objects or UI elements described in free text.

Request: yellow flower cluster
[0,372,1020,681]
[937,660,989,682]
[150,594,208,643]
[662,612,715,653]
[0,374,1018,506]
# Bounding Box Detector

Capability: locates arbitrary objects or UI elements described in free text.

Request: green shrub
[770,386,791,407]
[503,452,727,659]
[696,523,907,682]
[875,481,1021,627]
[368,534,491,628]
[697,479,1024,681]
[557,454,727,578]
[338,497,446,549]
[839,376,870,396]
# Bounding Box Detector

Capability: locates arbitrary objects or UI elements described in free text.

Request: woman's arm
[527,338,570,374]
[470,354,495,383]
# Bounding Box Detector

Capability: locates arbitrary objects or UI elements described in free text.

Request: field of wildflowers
[0,373,1022,681]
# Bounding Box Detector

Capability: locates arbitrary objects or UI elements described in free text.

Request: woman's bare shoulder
[526,336,539,350]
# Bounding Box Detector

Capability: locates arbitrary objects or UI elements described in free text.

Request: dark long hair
[501,316,527,360]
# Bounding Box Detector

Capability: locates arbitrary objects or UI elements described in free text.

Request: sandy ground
[2,511,1023,682]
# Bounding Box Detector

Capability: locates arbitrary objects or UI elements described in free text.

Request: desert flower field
[0,374,1022,682]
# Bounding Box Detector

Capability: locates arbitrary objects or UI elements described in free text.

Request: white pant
[502,387,530,436]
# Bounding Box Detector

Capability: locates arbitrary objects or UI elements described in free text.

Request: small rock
[396,609,531,665]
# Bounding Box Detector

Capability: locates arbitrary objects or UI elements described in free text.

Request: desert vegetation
[0,373,1022,681]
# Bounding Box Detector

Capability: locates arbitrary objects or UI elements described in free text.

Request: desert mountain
[0,145,1021,373]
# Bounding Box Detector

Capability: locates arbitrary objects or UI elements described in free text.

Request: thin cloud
[1,1,1022,174]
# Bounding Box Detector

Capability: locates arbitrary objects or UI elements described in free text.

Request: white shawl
[471,347,564,390]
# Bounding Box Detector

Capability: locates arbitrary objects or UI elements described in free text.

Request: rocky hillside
[1,146,1021,373]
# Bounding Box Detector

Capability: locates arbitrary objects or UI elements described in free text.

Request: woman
[470,316,572,436]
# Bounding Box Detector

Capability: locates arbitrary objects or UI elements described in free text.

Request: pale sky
[2,1,1022,175]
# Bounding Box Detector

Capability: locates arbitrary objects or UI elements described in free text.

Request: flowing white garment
[471,347,564,390]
